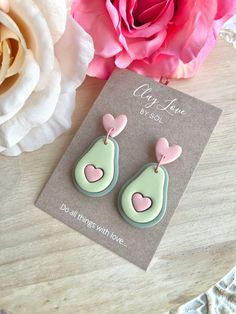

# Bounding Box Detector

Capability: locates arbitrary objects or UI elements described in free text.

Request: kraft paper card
[36,69,222,270]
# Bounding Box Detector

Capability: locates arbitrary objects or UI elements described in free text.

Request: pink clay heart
[132,193,152,212]
[85,164,103,182]
[155,137,182,165]
[103,113,127,138]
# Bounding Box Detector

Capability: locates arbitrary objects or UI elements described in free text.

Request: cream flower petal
[32,0,67,44]
[0,50,40,124]
[0,40,11,84]
[9,0,54,90]
[65,0,72,9]
[0,0,10,13]
[1,91,76,156]
[1,27,25,78]
[0,60,61,148]
[55,15,94,92]
[1,15,94,156]
[0,9,26,48]
[0,10,27,84]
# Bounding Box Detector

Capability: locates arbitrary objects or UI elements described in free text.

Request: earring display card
[36,69,222,270]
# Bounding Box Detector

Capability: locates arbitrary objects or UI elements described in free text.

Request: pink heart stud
[103,113,127,138]
[132,193,152,212]
[155,137,182,165]
[85,164,104,183]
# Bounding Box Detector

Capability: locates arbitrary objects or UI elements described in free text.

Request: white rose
[0,0,94,156]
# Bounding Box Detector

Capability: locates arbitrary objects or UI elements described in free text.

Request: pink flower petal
[216,0,236,20]
[128,53,179,80]
[87,55,115,79]
[136,1,172,25]
[115,51,133,68]
[124,30,167,60]
[163,1,218,63]
[71,0,122,57]
[71,0,236,80]
[173,22,217,78]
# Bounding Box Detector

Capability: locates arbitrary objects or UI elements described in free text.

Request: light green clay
[118,163,169,228]
[73,136,119,197]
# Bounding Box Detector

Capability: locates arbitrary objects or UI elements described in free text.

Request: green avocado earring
[118,137,182,228]
[73,113,127,197]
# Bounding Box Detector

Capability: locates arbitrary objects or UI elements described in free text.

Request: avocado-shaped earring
[73,113,127,197]
[118,138,182,228]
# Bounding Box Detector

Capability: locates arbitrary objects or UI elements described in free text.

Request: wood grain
[0,38,236,314]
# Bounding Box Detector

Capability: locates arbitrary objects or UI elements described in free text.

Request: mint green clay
[73,136,119,197]
[118,163,169,228]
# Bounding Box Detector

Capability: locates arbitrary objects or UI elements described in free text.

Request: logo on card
[133,84,186,124]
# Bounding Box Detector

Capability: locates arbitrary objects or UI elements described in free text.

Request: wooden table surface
[0,38,236,314]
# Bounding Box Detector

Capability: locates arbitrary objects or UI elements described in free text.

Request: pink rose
[72,0,236,80]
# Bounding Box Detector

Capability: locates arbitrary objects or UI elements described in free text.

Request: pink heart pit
[85,164,104,183]
[132,192,152,212]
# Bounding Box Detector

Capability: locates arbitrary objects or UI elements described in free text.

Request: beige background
[0,38,236,313]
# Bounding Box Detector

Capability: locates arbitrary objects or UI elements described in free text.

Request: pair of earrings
[73,113,182,228]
